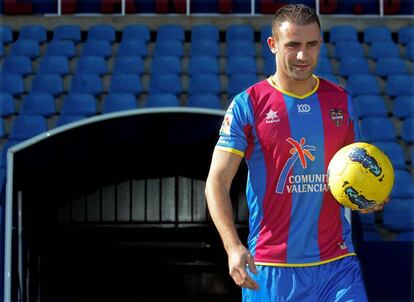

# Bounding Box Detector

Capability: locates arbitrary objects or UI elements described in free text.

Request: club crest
[330,108,344,127]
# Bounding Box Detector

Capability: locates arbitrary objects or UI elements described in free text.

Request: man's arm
[205,149,258,290]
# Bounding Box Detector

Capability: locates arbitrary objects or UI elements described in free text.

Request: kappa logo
[265,109,280,124]
[297,104,311,114]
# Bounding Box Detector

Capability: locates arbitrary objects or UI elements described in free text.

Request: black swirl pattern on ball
[348,147,382,177]
[345,187,376,209]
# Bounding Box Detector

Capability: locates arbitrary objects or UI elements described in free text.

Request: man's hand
[359,197,390,214]
[227,244,259,290]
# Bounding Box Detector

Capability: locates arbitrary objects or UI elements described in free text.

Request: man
[205,4,385,301]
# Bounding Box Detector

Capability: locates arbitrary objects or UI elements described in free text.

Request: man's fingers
[238,267,259,290]
[247,254,257,274]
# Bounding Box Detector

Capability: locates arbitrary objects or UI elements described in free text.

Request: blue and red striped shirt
[216,76,360,266]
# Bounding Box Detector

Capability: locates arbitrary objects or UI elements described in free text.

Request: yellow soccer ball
[327,142,394,210]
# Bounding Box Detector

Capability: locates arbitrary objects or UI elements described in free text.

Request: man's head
[268,4,322,82]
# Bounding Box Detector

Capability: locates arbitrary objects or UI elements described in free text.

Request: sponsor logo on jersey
[265,109,280,124]
[330,108,344,127]
[297,104,311,114]
[220,114,233,136]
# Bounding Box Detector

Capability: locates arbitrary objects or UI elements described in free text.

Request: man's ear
[267,36,277,54]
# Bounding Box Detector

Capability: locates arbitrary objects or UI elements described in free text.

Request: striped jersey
[216,76,360,266]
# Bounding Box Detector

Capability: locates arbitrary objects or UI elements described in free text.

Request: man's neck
[271,73,317,97]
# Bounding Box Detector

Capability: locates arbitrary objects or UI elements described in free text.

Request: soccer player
[205,4,384,301]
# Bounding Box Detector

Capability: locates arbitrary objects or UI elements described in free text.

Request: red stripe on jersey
[247,81,293,263]
[317,79,351,259]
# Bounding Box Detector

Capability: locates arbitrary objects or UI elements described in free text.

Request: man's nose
[297,49,308,61]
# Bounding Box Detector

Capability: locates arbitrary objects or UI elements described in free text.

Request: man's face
[268,21,321,81]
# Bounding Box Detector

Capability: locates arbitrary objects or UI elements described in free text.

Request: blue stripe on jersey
[347,95,361,141]
[340,207,355,253]
[284,94,325,263]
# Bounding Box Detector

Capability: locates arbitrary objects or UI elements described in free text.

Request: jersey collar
[267,75,320,99]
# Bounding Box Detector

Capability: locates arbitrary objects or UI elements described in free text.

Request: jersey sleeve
[344,94,361,144]
[215,92,253,157]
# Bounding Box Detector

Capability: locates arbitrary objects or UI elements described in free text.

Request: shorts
[242,256,368,302]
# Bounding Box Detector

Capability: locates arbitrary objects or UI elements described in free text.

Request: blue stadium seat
[53,24,81,43]
[405,42,414,61]
[0,44,3,57]
[112,56,144,75]
[368,41,400,60]
[30,74,63,96]
[11,40,40,58]
[19,24,47,44]
[70,74,103,96]
[364,26,393,44]
[346,75,380,96]
[226,56,257,76]
[338,57,370,77]
[372,141,406,170]
[393,96,414,119]
[317,73,339,84]
[156,24,185,42]
[360,117,396,142]
[188,56,219,75]
[0,74,24,96]
[396,231,414,241]
[376,57,408,77]
[329,25,358,44]
[117,40,148,57]
[1,56,32,76]
[55,115,86,127]
[81,40,112,58]
[189,73,221,96]
[391,170,414,198]
[187,93,221,109]
[10,115,48,140]
[226,25,254,42]
[260,25,272,43]
[153,40,183,58]
[357,212,376,231]
[87,24,116,43]
[383,198,414,231]
[145,93,179,107]
[103,93,137,113]
[76,56,107,75]
[226,40,256,57]
[0,118,4,138]
[228,74,259,99]
[0,25,13,44]
[354,95,388,118]
[149,74,181,95]
[151,56,182,75]
[316,57,333,74]
[261,40,273,58]
[109,74,142,95]
[61,93,97,116]
[0,93,16,117]
[0,140,21,168]
[398,26,414,45]
[190,40,219,57]
[402,117,414,143]
[319,43,328,57]
[191,24,219,42]
[46,40,76,59]
[333,41,364,59]
[20,93,56,117]
[385,75,414,97]
[263,56,276,76]
[362,230,382,241]
[122,24,150,42]
[38,55,69,76]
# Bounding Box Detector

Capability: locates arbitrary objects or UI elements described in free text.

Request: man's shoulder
[317,76,349,96]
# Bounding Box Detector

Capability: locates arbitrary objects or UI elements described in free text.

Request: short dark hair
[272,4,320,36]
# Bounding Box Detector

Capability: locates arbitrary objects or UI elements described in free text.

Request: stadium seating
[368,41,400,60]
[316,57,333,74]
[145,93,180,107]
[30,74,64,96]
[263,56,276,76]
[226,24,254,42]
[363,25,393,44]
[188,73,221,96]
[60,93,97,116]
[103,93,137,113]
[338,57,370,77]
[359,117,396,142]
[0,74,24,96]
[191,24,219,42]
[38,56,70,76]
[117,40,148,57]
[109,74,142,95]
[76,56,108,75]
[153,40,184,58]
[390,170,414,198]
[87,24,116,43]
[156,24,185,42]
[70,74,103,96]
[226,40,256,57]
[376,57,408,77]
[81,40,112,58]
[19,24,47,44]
[401,117,414,143]
[372,141,407,170]
[122,24,150,42]
[187,94,222,109]
[405,42,414,61]
[112,56,145,75]
[10,114,48,140]
[188,56,219,75]
[329,25,358,44]
[0,93,16,117]
[228,74,259,99]
[333,41,364,59]
[226,56,257,75]
[354,95,388,118]
[1,55,32,76]
[190,40,219,57]
[398,25,414,44]
[10,39,40,58]
[393,96,414,119]
[20,93,56,117]
[0,25,13,44]
[317,73,339,84]
[396,231,414,241]
[148,74,181,95]
[55,115,87,127]
[53,24,81,43]
[46,40,76,58]
[385,75,414,97]
[383,198,414,231]
[347,75,380,96]
[151,56,182,75]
